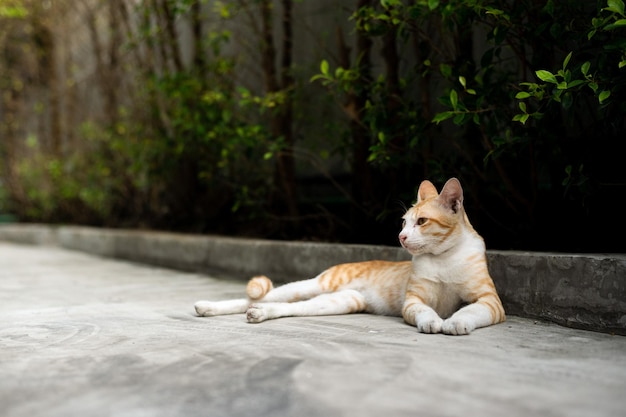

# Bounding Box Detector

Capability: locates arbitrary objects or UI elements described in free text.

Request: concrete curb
[1,224,625,335]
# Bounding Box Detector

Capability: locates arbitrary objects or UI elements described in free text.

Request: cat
[194,177,505,335]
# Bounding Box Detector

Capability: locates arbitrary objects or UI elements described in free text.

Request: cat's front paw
[246,304,269,323]
[415,311,443,334]
[442,318,476,335]
[194,301,217,317]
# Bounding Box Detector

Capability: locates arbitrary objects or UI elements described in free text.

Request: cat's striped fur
[195,178,505,335]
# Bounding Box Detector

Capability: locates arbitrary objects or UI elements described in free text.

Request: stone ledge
[1,224,624,335]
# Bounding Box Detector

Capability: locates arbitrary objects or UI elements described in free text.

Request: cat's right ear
[437,177,464,213]
[416,180,438,203]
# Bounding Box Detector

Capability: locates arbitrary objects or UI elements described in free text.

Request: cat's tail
[246,275,274,300]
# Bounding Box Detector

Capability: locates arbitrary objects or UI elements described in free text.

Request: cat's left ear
[437,178,464,214]
[417,180,438,203]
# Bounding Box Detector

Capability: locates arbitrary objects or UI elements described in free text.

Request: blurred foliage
[311,0,626,251]
[0,0,625,251]
[1,0,279,233]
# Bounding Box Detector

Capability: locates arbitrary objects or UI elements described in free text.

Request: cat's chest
[412,254,468,283]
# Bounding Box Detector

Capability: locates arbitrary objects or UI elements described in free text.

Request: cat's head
[399,178,471,256]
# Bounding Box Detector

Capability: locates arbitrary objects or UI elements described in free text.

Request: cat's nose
[399,233,407,244]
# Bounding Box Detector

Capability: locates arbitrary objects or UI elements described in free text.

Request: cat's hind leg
[246,289,366,323]
[194,299,249,317]
[194,273,324,317]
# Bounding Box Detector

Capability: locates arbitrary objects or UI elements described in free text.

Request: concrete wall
[1,224,624,335]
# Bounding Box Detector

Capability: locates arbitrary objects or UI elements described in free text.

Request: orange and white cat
[195,178,505,335]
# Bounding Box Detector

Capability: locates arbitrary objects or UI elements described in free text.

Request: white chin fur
[403,244,424,255]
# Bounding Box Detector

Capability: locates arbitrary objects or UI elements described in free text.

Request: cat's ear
[417,180,438,203]
[437,178,464,213]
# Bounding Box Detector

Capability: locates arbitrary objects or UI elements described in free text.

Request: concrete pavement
[1,241,626,417]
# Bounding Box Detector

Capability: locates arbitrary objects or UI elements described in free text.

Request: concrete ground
[1,241,626,417]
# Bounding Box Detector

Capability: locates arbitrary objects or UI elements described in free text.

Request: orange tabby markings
[194,177,506,335]
[318,260,403,293]
[246,275,273,300]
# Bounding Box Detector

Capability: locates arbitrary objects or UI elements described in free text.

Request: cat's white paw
[415,311,443,334]
[246,304,269,323]
[195,301,218,317]
[442,318,476,335]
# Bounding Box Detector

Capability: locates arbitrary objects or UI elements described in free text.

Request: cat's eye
[416,217,427,226]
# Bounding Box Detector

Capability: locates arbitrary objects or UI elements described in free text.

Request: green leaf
[567,80,585,88]
[428,0,440,11]
[562,51,573,70]
[581,61,591,77]
[459,76,467,89]
[453,113,465,125]
[432,111,454,124]
[543,0,555,17]
[536,70,557,84]
[562,91,573,109]
[320,60,329,76]
[518,102,527,112]
[381,0,402,8]
[552,89,563,102]
[485,7,506,18]
[440,63,452,78]
[592,17,603,29]
[604,19,626,29]
[557,81,568,90]
[560,167,571,186]
[512,114,529,124]
[449,89,458,111]
[515,91,532,99]
[466,89,476,95]
[604,0,625,16]
[599,90,611,103]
